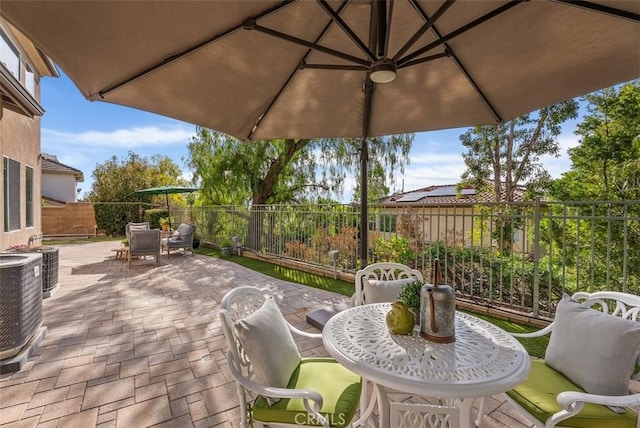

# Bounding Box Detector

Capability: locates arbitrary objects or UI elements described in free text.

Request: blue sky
[40,71,582,202]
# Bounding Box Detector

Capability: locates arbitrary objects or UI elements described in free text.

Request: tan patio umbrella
[2,0,638,265]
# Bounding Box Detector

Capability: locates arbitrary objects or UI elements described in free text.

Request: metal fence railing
[171,200,640,318]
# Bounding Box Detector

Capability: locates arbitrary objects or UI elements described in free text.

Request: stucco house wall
[42,173,77,202]
[41,155,84,203]
[372,184,535,254]
[0,21,57,250]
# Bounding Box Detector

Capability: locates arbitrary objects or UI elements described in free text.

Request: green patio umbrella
[133,185,199,231]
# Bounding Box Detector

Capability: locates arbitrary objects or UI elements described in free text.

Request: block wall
[42,202,96,236]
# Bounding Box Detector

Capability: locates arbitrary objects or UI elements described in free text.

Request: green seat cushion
[506,360,637,428]
[253,358,362,427]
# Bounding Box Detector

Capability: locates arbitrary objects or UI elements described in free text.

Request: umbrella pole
[165,192,171,231]
[360,138,368,269]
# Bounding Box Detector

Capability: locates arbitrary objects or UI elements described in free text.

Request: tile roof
[380,183,526,205]
[41,154,84,181]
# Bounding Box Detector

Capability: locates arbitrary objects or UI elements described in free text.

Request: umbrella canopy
[133,186,199,230]
[2,1,638,264]
[1,1,637,141]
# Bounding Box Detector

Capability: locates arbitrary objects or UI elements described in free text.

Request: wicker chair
[162,223,196,257]
[128,229,161,268]
[125,222,149,239]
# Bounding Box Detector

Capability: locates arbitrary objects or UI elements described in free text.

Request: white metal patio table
[322,303,531,428]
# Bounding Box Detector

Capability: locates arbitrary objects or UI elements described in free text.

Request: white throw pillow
[364,278,415,304]
[545,295,640,396]
[234,297,301,394]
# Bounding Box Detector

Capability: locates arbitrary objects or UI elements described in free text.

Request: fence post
[532,197,541,318]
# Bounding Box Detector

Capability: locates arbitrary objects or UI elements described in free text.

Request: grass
[43,236,121,246]
[194,246,355,296]
[195,245,549,358]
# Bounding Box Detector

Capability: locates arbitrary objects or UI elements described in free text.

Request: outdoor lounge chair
[505,291,640,428]
[161,223,196,257]
[125,222,149,239]
[128,229,161,268]
[220,286,362,428]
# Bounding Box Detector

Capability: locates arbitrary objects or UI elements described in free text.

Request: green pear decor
[385,301,415,335]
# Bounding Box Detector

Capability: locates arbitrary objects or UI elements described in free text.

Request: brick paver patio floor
[0,241,534,427]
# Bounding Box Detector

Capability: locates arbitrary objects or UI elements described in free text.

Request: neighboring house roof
[41,195,67,207]
[380,183,527,206]
[41,154,84,182]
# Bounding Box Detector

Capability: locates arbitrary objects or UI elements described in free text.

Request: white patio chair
[505,291,640,428]
[353,262,424,426]
[220,286,362,428]
[353,262,423,306]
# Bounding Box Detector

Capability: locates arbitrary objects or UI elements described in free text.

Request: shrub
[398,280,423,314]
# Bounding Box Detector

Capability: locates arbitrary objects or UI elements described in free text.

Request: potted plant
[159,217,170,232]
[220,240,234,257]
[398,280,424,323]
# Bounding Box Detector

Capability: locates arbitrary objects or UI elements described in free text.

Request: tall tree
[185,128,413,248]
[460,101,578,253]
[87,152,185,235]
[87,152,184,202]
[546,81,640,292]
[552,81,640,201]
[460,100,579,202]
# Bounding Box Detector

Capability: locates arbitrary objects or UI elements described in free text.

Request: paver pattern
[0,241,535,427]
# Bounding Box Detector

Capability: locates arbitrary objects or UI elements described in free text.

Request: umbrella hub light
[369,59,397,84]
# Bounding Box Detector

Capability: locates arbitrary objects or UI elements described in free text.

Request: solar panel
[395,191,431,202]
[461,188,476,195]
[423,186,457,197]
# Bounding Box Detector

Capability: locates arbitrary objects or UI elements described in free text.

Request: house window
[25,165,34,227]
[379,214,397,233]
[25,63,35,95]
[0,30,20,79]
[3,157,20,232]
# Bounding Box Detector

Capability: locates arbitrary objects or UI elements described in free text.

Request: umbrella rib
[303,64,369,71]
[408,0,503,123]
[552,0,640,22]
[251,23,369,66]
[397,51,450,69]
[96,1,296,98]
[397,0,526,67]
[392,0,455,62]
[246,1,353,140]
[316,0,377,62]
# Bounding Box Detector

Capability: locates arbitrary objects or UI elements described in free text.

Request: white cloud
[557,131,580,154]
[42,125,195,148]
